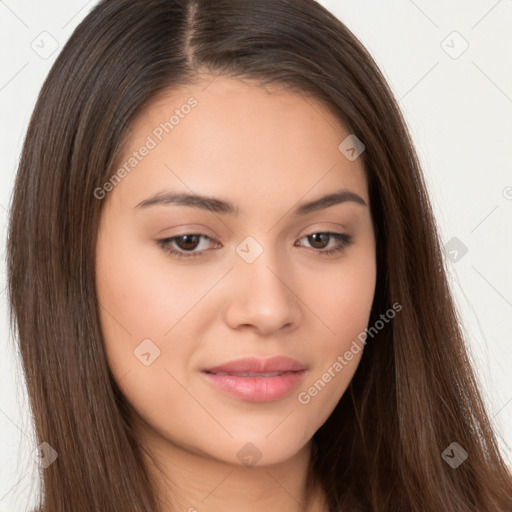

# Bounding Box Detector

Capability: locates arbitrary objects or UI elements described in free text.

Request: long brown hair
[7,0,512,510]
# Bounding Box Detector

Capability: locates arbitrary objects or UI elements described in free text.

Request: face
[95,75,376,467]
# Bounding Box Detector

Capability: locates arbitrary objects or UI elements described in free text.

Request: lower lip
[201,370,306,402]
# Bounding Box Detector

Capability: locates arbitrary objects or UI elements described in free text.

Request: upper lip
[202,356,307,374]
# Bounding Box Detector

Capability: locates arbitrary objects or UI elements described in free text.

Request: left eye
[295,232,352,252]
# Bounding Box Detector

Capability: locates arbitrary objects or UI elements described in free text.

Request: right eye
[156,234,222,260]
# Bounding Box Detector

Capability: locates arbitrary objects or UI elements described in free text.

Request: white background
[1,1,511,510]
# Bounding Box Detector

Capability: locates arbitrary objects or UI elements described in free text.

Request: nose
[222,248,303,335]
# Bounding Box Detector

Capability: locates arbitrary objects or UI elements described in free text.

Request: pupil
[177,235,200,250]
[309,233,329,249]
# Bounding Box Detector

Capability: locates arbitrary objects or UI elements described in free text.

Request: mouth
[201,356,307,402]
[202,355,307,374]
[204,370,291,377]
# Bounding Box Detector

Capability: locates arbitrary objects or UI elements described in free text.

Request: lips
[202,355,307,375]
[209,371,285,377]
[201,356,307,402]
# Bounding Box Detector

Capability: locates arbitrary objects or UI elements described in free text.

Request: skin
[95,75,376,512]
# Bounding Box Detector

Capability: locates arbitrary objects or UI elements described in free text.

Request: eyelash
[156,232,353,260]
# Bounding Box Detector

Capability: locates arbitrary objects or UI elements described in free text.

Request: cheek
[95,237,208,442]
[95,217,224,340]
[95,224,206,387]
[293,245,376,414]
[302,247,376,349]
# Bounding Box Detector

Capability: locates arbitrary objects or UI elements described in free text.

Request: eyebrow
[135,188,367,216]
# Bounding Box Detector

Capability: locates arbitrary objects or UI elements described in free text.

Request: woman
[7,0,512,511]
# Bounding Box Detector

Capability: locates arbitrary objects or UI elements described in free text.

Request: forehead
[111,75,368,210]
